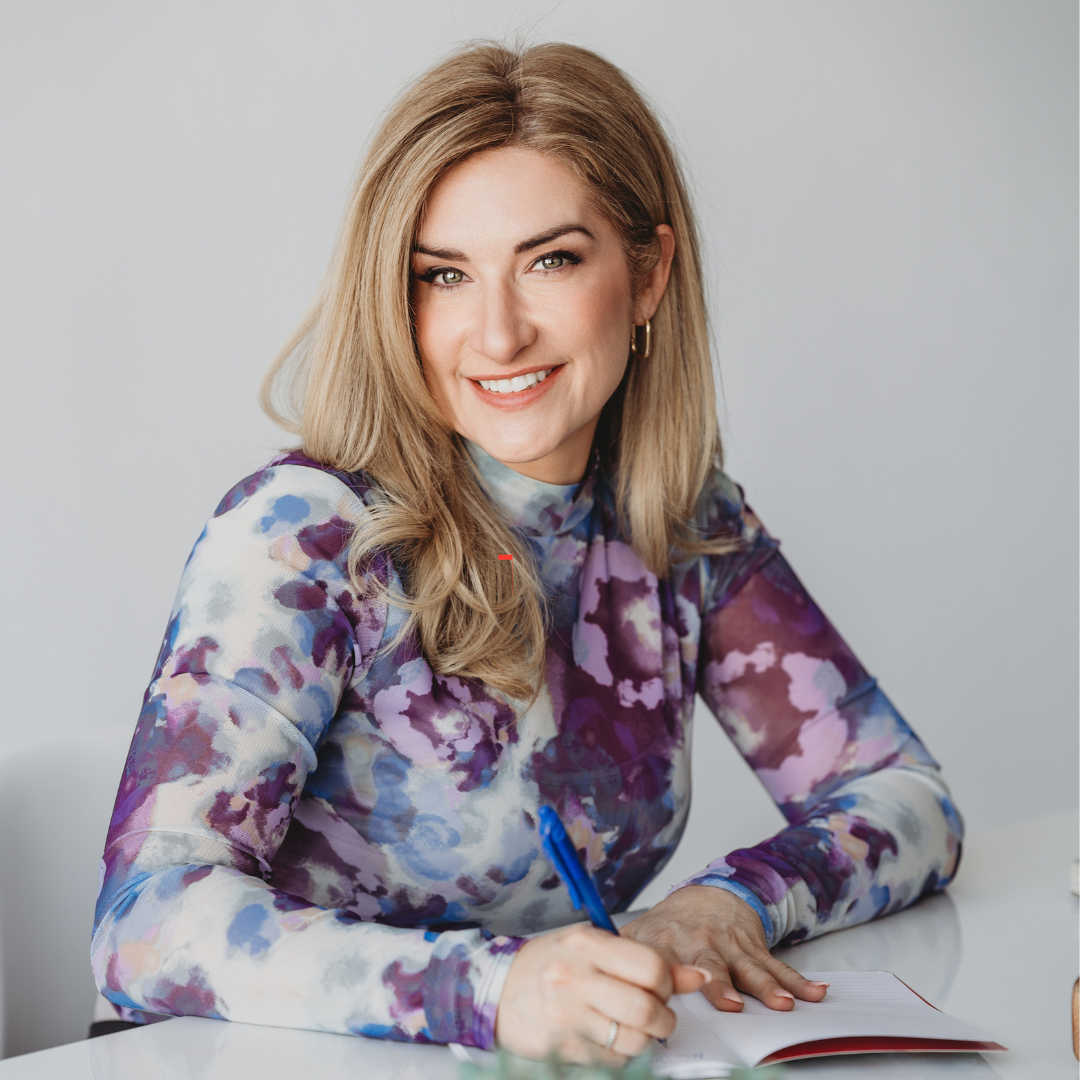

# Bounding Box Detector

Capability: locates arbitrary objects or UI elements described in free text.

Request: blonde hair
[261,41,733,703]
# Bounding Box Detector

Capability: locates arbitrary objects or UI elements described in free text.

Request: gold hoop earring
[630,319,652,360]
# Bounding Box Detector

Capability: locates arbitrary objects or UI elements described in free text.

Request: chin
[468,431,562,466]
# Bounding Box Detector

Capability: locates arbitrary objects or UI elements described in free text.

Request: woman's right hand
[494,923,710,1064]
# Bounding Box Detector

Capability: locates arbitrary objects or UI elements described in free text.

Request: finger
[607,1016,654,1060]
[589,931,674,1000]
[671,963,712,995]
[681,949,745,1012]
[728,953,797,1011]
[642,943,714,998]
[575,1005,654,1063]
[582,972,676,1040]
[556,1031,629,1068]
[761,955,829,1001]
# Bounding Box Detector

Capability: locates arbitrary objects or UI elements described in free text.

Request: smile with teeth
[475,368,553,393]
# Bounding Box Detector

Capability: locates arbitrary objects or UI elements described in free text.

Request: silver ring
[603,1019,619,1051]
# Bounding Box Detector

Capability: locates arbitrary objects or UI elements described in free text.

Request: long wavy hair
[261,41,733,703]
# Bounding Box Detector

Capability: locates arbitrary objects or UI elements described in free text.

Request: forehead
[418,147,600,246]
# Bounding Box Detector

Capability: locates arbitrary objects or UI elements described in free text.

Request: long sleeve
[91,463,522,1046]
[674,483,963,947]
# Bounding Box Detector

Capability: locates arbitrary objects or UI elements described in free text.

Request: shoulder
[677,465,779,610]
[163,456,390,715]
[177,454,391,653]
[693,465,769,549]
[212,451,376,525]
[187,453,384,582]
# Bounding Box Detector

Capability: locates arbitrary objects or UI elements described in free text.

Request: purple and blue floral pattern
[92,442,962,1046]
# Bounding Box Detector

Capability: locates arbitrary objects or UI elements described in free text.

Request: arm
[685,536,963,948]
[623,477,962,1007]
[91,462,521,1046]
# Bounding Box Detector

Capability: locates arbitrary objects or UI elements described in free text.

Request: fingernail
[689,966,714,984]
[810,981,830,989]
[722,988,743,1003]
[774,990,795,1000]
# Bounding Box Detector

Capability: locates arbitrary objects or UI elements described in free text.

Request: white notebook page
[679,970,997,1068]
[652,997,739,1078]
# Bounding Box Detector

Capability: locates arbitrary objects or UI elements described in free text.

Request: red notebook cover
[762,1035,1008,1065]
[678,971,1007,1069]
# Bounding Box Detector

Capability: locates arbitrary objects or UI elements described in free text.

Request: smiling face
[411,147,673,484]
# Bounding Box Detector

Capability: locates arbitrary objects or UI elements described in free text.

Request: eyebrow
[412,222,594,262]
[514,222,594,254]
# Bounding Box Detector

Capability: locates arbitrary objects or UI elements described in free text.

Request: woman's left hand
[620,885,829,1012]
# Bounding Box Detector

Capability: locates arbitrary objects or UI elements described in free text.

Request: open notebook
[655,971,1004,1078]
[451,971,1004,1079]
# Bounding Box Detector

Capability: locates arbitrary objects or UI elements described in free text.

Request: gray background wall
[1,2,1075,864]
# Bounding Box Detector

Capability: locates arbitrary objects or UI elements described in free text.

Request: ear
[634,224,676,323]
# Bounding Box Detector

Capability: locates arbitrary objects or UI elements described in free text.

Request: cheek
[412,300,457,398]
[564,276,633,373]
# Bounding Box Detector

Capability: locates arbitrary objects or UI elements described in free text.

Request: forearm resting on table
[673,763,963,949]
[92,858,521,1046]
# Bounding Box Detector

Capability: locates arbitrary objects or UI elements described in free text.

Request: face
[411,147,674,484]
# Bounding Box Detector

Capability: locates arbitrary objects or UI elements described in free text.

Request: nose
[469,280,536,366]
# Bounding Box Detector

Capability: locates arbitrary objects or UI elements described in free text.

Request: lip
[468,363,564,409]
[468,362,562,382]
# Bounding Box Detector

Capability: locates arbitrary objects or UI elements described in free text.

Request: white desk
[2,810,1075,1080]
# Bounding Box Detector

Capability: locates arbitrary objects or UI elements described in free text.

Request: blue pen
[537,806,669,1048]
[537,805,618,933]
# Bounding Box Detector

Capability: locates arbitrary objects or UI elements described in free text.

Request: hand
[494,922,710,1064]
[621,886,829,1013]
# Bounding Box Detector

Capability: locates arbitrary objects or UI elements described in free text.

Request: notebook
[450,971,1004,1079]
[654,971,1004,1078]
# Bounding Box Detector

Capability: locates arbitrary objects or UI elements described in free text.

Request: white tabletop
[2,809,1075,1080]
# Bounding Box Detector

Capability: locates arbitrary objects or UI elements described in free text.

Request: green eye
[438,269,464,285]
[539,255,564,270]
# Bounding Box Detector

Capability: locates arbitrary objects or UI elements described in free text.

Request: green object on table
[455,1051,658,1080]
[455,1051,785,1079]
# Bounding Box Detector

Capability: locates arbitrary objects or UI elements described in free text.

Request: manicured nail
[774,989,795,1000]
[722,988,743,1003]
[689,966,714,984]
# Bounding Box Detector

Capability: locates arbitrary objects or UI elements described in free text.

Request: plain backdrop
[0,1,1075,900]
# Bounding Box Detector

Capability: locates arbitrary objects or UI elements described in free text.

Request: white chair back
[0,727,133,1058]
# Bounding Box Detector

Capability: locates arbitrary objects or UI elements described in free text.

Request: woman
[92,42,962,1064]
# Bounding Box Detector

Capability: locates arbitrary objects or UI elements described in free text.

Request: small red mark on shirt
[498,554,514,596]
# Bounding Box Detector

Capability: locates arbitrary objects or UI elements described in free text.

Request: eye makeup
[413,248,584,290]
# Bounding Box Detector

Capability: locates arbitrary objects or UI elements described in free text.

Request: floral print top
[92,442,962,1048]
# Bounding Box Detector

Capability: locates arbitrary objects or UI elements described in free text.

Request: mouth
[474,367,555,394]
[468,364,564,407]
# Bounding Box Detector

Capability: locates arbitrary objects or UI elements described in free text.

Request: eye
[531,250,581,273]
[416,265,467,288]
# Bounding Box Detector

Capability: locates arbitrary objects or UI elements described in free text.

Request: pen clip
[538,806,584,911]
[540,831,583,910]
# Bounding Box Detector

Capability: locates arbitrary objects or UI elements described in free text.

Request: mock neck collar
[464,440,598,537]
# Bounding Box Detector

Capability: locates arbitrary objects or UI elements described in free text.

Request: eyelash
[416,249,583,290]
